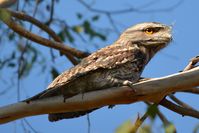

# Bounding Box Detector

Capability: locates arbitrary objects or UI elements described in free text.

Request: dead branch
[0,66,198,124]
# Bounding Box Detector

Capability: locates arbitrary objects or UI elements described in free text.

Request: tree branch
[0,66,199,124]
[131,112,148,133]
[0,8,89,60]
[0,0,17,8]
[183,55,199,71]
[78,0,183,15]
[168,94,194,109]
[181,87,199,94]
[159,99,199,119]
[45,0,55,26]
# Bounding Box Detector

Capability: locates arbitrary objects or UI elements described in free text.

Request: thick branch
[0,66,199,124]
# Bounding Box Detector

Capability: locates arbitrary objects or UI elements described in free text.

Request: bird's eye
[144,28,155,35]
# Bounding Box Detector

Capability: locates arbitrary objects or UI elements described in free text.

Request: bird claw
[123,80,136,93]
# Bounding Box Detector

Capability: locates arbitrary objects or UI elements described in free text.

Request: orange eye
[144,28,155,35]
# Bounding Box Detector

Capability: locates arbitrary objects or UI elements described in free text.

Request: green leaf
[165,123,176,133]
[116,121,152,133]
[139,125,152,133]
[8,32,15,41]
[72,26,83,33]
[7,62,15,67]
[57,28,74,42]
[19,61,33,78]
[27,45,38,64]
[77,13,82,19]
[193,124,199,133]
[57,30,65,41]
[64,28,74,42]
[95,32,106,41]
[92,15,99,21]
[115,120,133,133]
[83,20,91,33]
[51,67,59,79]
[82,20,106,41]
[0,9,11,22]
[146,104,158,120]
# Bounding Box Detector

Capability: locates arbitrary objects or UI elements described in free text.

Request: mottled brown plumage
[24,22,172,122]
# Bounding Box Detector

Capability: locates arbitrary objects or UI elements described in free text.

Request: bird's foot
[63,96,66,103]
[110,78,136,93]
[122,80,136,93]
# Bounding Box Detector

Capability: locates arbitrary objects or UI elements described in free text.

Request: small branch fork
[131,55,199,132]
[0,8,89,65]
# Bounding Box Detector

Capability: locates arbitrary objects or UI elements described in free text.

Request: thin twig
[17,0,40,102]
[23,119,38,133]
[106,13,120,35]
[45,0,55,26]
[159,99,199,119]
[169,95,194,109]
[87,114,91,133]
[78,0,183,15]
[157,110,171,126]
[130,112,148,133]
[183,55,199,71]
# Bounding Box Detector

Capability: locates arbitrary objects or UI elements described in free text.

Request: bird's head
[120,22,172,52]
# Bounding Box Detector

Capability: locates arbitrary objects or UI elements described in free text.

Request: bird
[24,22,172,122]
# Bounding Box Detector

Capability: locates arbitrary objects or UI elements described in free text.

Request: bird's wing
[48,44,142,89]
[24,43,143,102]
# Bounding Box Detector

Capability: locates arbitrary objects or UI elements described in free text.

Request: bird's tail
[23,87,68,103]
[22,89,49,103]
[48,109,97,122]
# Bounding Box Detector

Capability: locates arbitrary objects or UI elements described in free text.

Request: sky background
[0,0,199,133]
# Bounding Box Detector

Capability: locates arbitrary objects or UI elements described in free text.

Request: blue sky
[0,0,199,133]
